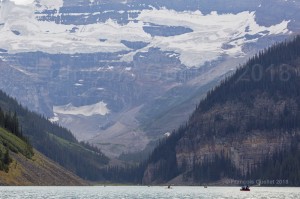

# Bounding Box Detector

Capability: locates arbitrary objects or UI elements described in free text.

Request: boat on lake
[240,185,250,191]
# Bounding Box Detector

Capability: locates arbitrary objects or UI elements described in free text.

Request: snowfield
[53,101,110,117]
[0,0,291,68]
[9,0,34,5]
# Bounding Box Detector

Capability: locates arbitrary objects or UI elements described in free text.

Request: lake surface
[0,186,299,199]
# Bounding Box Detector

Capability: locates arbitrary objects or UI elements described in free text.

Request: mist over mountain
[0,0,298,157]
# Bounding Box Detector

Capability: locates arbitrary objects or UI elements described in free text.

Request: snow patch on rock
[53,101,110,117]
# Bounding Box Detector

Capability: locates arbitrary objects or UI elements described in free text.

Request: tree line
[0,107,27,141]
[0,106,33,172]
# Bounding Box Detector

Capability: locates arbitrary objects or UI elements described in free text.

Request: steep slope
[0,90,109,181]
[0,127,86,185]
[0,0,297,157]
[142,36,300,185]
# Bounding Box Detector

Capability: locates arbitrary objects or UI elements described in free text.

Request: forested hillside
[0,91,109,181]
[0,126,88,185]
[0,107,33,172]
[141,36,300,185]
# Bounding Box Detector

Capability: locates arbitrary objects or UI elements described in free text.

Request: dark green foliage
[101,163,146,184]
[249,137,300,186]
[0,90,109,180]
[0,108,23,140]
[0,149,12,172]
[39,134,108,181]
[145,126,186,182]
[190,152,240,183]
[3,149,11,165]
[0,106,33,172]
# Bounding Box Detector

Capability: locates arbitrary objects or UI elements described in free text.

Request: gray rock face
[0,0,298,157]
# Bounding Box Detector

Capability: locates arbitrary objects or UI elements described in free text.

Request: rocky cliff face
[176,132,294,175]
[143,132,295,184]
[176,97,299,173]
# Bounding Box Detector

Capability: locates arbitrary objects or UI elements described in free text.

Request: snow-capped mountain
[0,0,298,157]
[0,0,292,66]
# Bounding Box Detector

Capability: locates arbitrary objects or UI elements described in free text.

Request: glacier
[0,1,291,67]
[53,101,110,117]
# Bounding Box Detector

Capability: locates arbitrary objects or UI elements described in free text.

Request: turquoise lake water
[0,186,299,199]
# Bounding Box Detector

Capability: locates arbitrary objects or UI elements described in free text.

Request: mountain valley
[1,0,298,157]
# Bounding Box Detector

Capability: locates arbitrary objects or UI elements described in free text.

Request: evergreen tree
[3,149,11,165]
